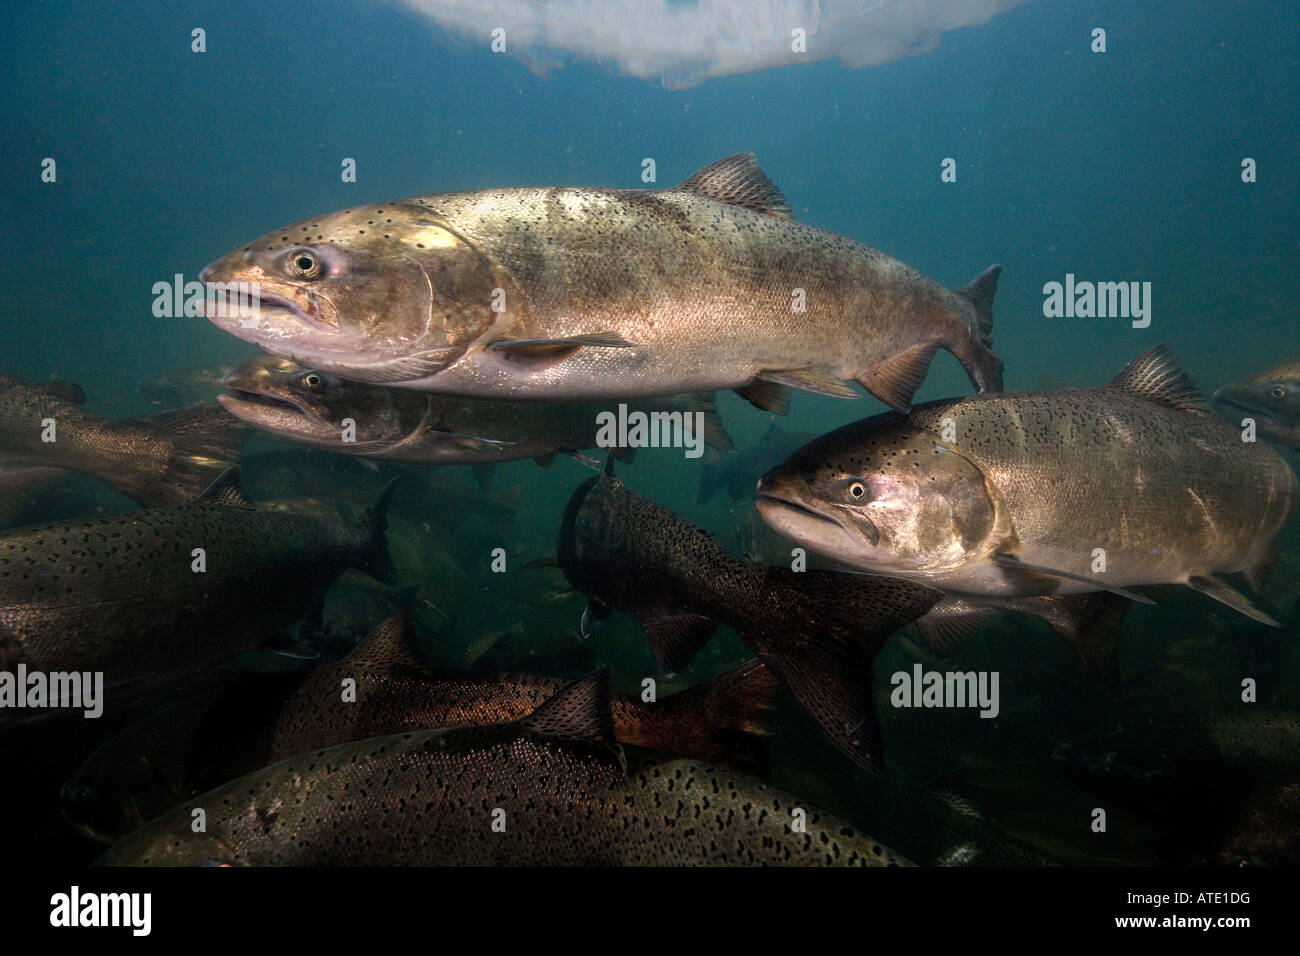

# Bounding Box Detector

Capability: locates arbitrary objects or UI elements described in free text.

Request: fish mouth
[755,485,881,554]
[202,282,334,335]
[754,490,842,528]
[217,385,330,440]
[219,386,310,417]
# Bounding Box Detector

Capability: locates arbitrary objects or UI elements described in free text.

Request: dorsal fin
[1106,345,1210,415]
[521,671,622,762]
[196,466,252,507]
[673,153,792,218]
[345,611,428,671]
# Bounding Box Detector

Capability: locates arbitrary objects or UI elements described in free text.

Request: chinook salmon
[96,672,911,866]
[63,612,779,842]
[0,468,397,722]
[138,364,236,409]
[554,461,943,773]
[219,355,732,465]
[200,153,1002,413]
[757,345,1297,643]
[1213,357,1300,449]
[0,371,247,510]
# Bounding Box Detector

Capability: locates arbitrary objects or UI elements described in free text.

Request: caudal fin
[953,264,1004,394]
[620,660,780,777]
[740,570,943,774]
[115,403,250,506]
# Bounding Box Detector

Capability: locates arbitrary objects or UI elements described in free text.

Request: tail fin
[354,478,402,587]
[115,403,250,506]
[953,264,1004,394]
[618,660,780,777]
[739,569,942,774]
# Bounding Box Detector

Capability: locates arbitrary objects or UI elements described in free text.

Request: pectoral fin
[425,428,518,452]
[991,553,1156,604]
[352,348,461,383]
[857,343,938,413]
[1187,575,1280,626]
[487,332,634,363]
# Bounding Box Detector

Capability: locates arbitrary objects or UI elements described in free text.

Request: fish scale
[556,463,942,772]
[63,614,779,843]
[96,674,910,867]
[759,346,1296,613]
[0,372,247,508]
[201,154,1002,412]
[218,354,733,463]
[0,469,395,717]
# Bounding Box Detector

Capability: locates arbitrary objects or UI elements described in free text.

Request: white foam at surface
[396,0,1033,88]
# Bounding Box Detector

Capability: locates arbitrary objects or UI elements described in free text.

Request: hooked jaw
[199,256,339,346]
[216,364,339,444]
[754,471,880,567]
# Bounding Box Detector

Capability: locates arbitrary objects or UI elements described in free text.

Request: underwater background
[3,0,1298,867]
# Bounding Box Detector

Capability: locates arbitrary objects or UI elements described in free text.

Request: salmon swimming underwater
[0,371,247,511]
[757,346,1297,632]
[554,461,943,773]
[96,672,911,866]
[1213,357,1300,449]
[200,153,1002,413]
[63,612,779,842]
[219,355,732,464]
[138,364,236,409]
[0,469,398,722]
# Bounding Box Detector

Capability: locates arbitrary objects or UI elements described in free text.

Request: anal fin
[857,343,938,413]
[734,380,790,415]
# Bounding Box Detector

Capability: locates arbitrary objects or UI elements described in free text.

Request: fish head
[1212,359,1300,446]
[218,356,423,452]
[201,203,500,384]
[756,413,997,576]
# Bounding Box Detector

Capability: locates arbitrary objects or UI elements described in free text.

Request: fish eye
[287,248,323,279]
[848,480,867,499]
[301,373,323,389]
[1271,385,1286,399]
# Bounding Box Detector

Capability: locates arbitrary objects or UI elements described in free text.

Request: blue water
[3,0,1299,867]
